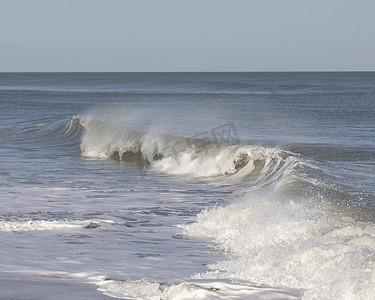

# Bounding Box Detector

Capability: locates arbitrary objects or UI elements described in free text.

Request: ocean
[0,72,374,299]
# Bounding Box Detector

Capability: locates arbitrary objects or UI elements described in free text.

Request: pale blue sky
[1,0,374,72]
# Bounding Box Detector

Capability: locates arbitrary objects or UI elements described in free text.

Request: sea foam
[182,187,375,299]
[96,278,301,300]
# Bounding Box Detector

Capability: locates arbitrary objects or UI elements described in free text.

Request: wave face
[4,116,83,157]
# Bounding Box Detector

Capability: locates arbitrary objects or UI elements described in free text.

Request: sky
[1,0,374,72]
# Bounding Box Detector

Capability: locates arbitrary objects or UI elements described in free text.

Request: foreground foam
[0,219,113,232]
[0,220,87,232]
[96,279,301,300]
[182,190,375,299]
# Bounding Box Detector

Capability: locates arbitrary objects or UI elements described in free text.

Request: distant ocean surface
[0,72,374,299]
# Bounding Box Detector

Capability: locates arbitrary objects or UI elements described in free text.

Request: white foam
[0,220,87,232]
[96,279,300,300]
[0,219,112,232]
[152,145,284,179]
[181,191,375,299]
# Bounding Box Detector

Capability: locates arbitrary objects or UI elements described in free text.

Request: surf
[35,110,375,299]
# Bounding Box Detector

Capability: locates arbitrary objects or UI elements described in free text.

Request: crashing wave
[78,114,297,183]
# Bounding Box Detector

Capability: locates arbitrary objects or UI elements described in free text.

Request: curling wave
[78,114,298,183]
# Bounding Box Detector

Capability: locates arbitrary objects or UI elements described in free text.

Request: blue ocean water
[0,72,374,299]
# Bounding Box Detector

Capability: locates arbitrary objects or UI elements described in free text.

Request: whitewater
[0,72,374,299]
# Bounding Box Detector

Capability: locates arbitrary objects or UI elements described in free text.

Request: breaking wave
[78,113,298,183]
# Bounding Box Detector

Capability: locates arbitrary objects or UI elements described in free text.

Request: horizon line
[1,70,374,73]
